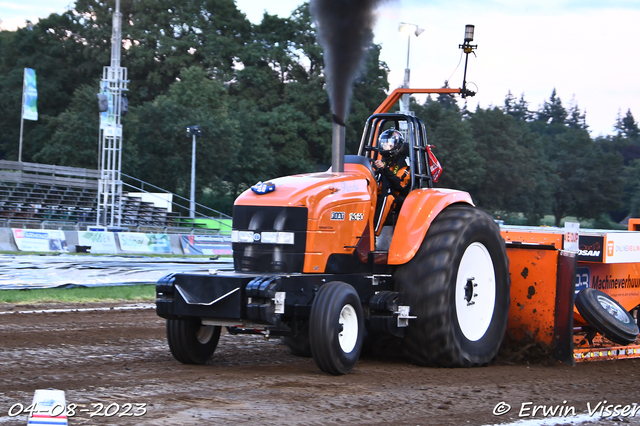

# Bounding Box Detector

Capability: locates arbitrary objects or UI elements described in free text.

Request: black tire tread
[309,282,363,375]
[395,204,510,367]
[166,318,221,365]
[575,288,639,345]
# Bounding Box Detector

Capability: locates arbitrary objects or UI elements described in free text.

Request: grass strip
[0,284,155,304]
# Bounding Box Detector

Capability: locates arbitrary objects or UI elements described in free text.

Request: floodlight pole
[399,22,424,114]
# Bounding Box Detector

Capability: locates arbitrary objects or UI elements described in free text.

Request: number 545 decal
[349,213,364,221]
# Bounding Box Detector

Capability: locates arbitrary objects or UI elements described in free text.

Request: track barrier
[6,229,232,256]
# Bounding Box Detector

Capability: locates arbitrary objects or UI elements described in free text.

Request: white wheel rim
[196,325,215,344]
[597,295,630,324]
[455,242,496,342]
[338,304,358,353]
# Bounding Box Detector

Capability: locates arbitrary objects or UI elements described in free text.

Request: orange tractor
[156,86,514,375]
[156,86,640,373]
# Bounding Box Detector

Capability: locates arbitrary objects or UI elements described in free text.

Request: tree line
[0,0,638,225]
[416,89,638,226]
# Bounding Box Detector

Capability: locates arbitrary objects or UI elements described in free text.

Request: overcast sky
[2,0,639,136]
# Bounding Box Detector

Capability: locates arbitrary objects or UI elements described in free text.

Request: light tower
[96,0,128,227]
[398,22,425,114]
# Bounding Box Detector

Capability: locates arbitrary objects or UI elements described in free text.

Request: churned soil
[1,302,639,426]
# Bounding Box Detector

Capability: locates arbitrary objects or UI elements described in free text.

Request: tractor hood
[232,160,376,274]
[235,169,373,220]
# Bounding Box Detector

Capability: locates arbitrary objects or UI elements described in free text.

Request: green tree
[436,80,459,111]
[0,12,104,161]
[567,97,588,130]
[615,109,639,141]
[33,84,101,168]
[544,128,623,226]
[536,88,567,126]
[623,159,640,218]
[503,92,532,121]
[470,106,550,222]
[599,110,640,221]
[413,97,484,193]
[125,67,239,211]
[231,4,389,174]
[71,0,251,104]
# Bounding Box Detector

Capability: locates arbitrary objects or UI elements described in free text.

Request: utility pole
[186,126,202,219]
[97,0,128,227]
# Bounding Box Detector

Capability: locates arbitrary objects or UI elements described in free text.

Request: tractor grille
[232,206,307,273]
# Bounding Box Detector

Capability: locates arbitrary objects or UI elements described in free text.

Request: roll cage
[357,113,435,191]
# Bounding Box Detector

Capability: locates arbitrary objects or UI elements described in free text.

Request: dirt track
[1,302,640,426]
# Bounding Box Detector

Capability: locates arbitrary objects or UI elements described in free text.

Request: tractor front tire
[309,282,364,375]
[395,204,510,367]
[166,318,221,365]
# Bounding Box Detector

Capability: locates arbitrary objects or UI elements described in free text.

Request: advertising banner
[99,81,112,129]
[12,229,68,252]
[22,68,38,121]
[577,235,604,262]
[77,231,118,254]
[604,232,640,264]
[117,232,172,254]
[180,234,232,256]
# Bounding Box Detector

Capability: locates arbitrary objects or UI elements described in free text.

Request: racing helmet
[378,129,404,158]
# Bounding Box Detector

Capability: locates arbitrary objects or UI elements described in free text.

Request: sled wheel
[575,288,639,345]
[309,282,364,375]
[395,204,510,367]
[166,318,221,365]
[282,322,312,357]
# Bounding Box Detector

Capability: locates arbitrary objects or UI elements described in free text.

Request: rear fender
[387,189,474,265]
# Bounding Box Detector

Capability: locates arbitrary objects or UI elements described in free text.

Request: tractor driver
[372,128,410,235]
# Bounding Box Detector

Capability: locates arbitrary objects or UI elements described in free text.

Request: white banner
[604,232,640,263]
[117,232,172,254]
[563,222,580,252]
[77,231,118,254]
[12,229,68,252]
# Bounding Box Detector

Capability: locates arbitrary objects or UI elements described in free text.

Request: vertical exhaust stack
[332,115,346,173]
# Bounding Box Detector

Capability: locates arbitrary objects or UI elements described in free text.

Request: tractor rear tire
[309,282,364,375]
[575,288,639,345]
[395,204,510,367]
[166,318,221,365]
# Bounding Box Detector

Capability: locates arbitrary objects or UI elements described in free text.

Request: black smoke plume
[310,0,385,124]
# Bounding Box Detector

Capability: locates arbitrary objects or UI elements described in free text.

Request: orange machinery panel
[501,228,563,248]
[505,245,576,364]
